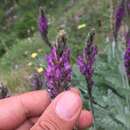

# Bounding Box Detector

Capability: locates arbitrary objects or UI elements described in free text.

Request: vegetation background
[0,0,130,130]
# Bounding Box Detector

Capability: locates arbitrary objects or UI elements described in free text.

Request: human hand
[0,88,93,130]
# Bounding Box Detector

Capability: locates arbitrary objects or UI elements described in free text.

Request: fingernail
[56,91,82,121]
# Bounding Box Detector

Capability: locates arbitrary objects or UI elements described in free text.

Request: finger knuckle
[38,119,60,130]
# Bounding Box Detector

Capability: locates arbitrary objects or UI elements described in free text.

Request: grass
[0,33,50,93]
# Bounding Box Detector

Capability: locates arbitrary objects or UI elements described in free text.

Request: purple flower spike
[38,7,51,47]
[124,47,130,79]
[31,72,44,90]
[77,32,97,88]
[127,1,130,12]
[126,30,130,47]
[114,0,125,40]
[44,47,72,98]
[77,31,97,120]
[124,28,130,79]
[38,8,48,34]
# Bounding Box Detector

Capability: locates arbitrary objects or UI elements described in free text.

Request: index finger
[0,90,51,130]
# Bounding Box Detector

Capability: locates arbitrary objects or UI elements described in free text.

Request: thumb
[31,91,82,130]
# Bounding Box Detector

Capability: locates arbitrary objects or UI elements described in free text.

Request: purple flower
[114,0,125,40]
[77,32,97,89]
[44,47,72,98]
[127,1,130,11]
[124,29,130,79]
[31,72,45,90]
[38,9,48,33]
[0,83,10,99]
[126,30,130,47]
[124,47,130,79]
[38,7,51,47]
[77,31,97,118]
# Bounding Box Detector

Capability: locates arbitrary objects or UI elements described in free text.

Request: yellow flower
[31,52,38,58]
[28,62,32,66]
[77,24,86,29]
[36,67,44,73]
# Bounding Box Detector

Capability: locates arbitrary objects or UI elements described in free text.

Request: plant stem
[86,83,96,129]
[41,33,52,48]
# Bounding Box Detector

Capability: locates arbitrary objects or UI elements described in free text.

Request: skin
[0,88,93,130]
